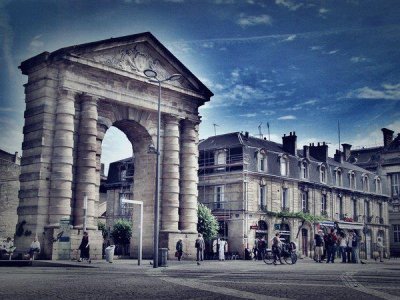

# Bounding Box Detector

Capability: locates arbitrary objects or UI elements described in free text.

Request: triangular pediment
[52,32,213,97]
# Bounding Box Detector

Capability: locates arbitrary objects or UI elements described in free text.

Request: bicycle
[263,243,297,265]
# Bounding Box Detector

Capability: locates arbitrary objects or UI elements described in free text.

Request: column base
[158,231,199,260]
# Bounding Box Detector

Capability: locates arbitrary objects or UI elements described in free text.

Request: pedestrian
[219,238,226,261]
[376,237,384,263]
[259,237,266,260]
[176,238,183,261]
[338,232,347,263]
[27,236,41,260]
[314,230,324,263]
[195,233,205,264]
[78,231,91,263]
[346,232,353,263]
[272,233,283,265]
[324,228,337,263]
[351,231,360,263]
[1,237,16,259]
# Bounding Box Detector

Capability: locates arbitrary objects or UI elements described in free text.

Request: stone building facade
[0,149,20,240]
[198,132,390,259]
[17,32,212,260]
[350,128,400,256]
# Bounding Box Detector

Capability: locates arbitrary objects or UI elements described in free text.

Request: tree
[197,203,219,240]
[97,221,108,239]
[111,219,132,246]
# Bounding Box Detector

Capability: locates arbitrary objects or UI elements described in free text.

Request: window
[120,169,127,181]
[258,151,267,172]
[364,200,370,220]
[353,199,357,220]
[338,196,344,218]
[214,186,224,209]
[215,150,227,172]
[301,161,308,179]
[375,177,382,194]
[391,173,400,197]
[319,165,327,183]
[120,192,133,218]
[379,203,383,219]
[280,155,288,176]
[282,188,289,210]
[394,225,400,243]
[321,194,327,214]
[259,185,266,209]
[349,171,356,189]
[335,168,342,186]
[301,192,308,213]
[362,174,369,192]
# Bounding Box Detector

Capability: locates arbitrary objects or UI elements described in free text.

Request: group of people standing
[314,228,360,263]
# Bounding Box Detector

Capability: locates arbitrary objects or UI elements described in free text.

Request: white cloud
[29,35,44,53]
[282,34,296,42]
[261,110,276,116]
[328,49,339,55]
[345,84,400,100]
[319,8,329,16]
[303,99,317,105]
[310,46,322,51]
[239,113,257,118]
[350,56,368,63]
[350,120,400,149]
[0,2,15,78]
[237,14,272,27]
[275,0,303,11]
[278,115,296,120]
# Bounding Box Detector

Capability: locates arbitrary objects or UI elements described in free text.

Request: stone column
[179,120,199,233]
[48,89,76,226]
[74,95,98,229]
[160,116,180,232]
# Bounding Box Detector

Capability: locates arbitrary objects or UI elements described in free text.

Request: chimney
[244,131,249,139]
[342,143,352,161]
[382,128,394,148]
[101,163,105,176]
[334,149,343,163]
[309,142,328,162]
[282,131,297,156]
[303,145,310,159]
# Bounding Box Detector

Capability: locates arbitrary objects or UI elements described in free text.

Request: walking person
[314,230,324,263]
[346,232,353,263]
[195,233,205,264]
[325,229,337,263]
[377,237,384,262]
[351,231,360,263]
[272,233,283,265]
[78,231,91,263]
[219,238,226,261]
[338,232,347,263]
[176,238,183,261]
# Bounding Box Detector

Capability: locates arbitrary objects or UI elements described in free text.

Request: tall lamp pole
[144,69,181,268]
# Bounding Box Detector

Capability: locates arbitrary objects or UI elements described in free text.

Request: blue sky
[1,0,400,171]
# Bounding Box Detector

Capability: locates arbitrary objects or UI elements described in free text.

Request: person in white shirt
[1,237,16,259]
[28,236,41,259]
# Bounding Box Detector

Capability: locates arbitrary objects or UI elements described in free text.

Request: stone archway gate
[17,32,213,259]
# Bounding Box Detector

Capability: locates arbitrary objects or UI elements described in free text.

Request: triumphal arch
[16,32,213,259]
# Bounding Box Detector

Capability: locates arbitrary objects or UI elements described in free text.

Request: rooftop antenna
[258,122,263,139]
[267,122,271,141]
[338,120,341,152]
[213,123,219,136]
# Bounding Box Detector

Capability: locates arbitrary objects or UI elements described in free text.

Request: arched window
[258,220,268,230]
[321,194,327,215]
[375,176,382,194]
[362,174,369,192]
[258,149,267,172]
[280,155,289,176]
[319,164,327,183]
[349,171,356,189]
[335,168,342,187]
[301,161,308,179]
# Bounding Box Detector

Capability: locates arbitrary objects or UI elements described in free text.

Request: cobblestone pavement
[1,258,400,299]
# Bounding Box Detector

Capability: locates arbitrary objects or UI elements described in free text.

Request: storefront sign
[250,225,258,230]
[274,224,281,230]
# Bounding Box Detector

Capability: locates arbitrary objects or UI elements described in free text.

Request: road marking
[342,272,399,300]
[201,280,344,288]
[159,276,293,300]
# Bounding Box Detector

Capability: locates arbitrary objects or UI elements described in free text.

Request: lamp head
[167,74,182,81]
[144,69,157,78]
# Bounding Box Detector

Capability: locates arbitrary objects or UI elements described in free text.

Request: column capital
[58,88,76,99]
[79,93,99,106]
[163,114,181,124]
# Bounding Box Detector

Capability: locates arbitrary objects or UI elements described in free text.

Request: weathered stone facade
[17,32,212,260]
[0,150,20,240]
[198,132,390,260]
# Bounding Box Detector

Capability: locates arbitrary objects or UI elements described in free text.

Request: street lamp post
[144,69,181,268]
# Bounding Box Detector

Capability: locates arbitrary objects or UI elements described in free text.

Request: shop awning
[336,221,364,230]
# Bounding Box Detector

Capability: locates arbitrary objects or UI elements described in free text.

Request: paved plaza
[1,258,400,299]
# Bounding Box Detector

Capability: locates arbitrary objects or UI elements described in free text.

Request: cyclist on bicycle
[272,233,283,265]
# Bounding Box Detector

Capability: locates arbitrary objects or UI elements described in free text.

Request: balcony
[211,202,225,210]
[353,215,359,222]
[281,207,290,213]
[379,217,384,225]
[302,208,310,214]
[367,216,374,223]
[259,205,268,212]
[321,210,328,217]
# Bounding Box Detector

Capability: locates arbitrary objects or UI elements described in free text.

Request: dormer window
[301,161,309,179]
[257,149,267,172]
[362,174,369,192]
[335,168,343,187]
[375,176,382,194]
[279,154,289,176]
[120,169,127,181]
[349,171,356,189]
[214,149,227,172]
[319,164,327,183]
